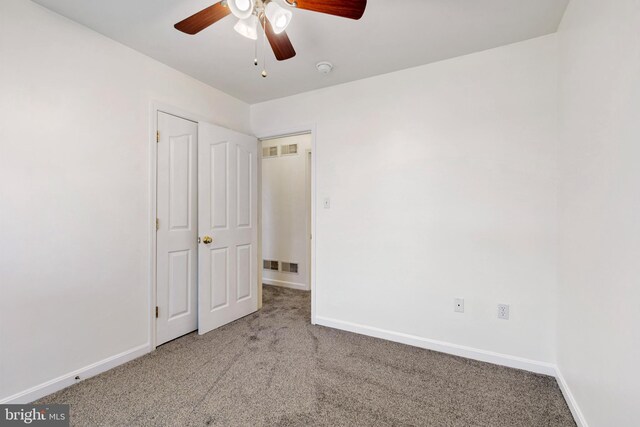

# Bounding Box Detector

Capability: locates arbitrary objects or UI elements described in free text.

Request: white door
[198,122,258,334]
[156,112,198,345]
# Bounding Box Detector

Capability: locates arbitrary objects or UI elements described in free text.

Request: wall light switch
[498,304,510,320]
[323,197,331,209]
[454,298,465,313]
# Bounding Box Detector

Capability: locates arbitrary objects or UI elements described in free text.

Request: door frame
[148,102,205,350]
[256,126,317,324]
[305,149,312,292]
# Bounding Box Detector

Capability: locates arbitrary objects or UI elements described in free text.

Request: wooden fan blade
[175,2,231,35]
[261,18,297,61]
[289,0,367,20]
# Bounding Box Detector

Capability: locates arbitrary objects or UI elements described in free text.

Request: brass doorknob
[202,236,213,244]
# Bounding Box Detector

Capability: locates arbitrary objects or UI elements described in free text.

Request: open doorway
[260,133,313,317]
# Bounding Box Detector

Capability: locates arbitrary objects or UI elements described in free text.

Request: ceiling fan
[174,0,367,75]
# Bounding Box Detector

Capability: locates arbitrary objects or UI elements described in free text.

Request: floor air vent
[281,262,298,273]
[263,260,279,271]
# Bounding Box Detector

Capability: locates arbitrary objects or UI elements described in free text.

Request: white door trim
[305,149,312,292]
[256,124,317,325]
[148,102,206,350]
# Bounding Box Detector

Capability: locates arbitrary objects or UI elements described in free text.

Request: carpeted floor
[37,286,576,426]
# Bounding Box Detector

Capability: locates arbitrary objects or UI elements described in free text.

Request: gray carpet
[37,286,576,426]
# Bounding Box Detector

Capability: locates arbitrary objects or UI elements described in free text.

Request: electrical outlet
[454,298,464,313]
[497,304,510,320]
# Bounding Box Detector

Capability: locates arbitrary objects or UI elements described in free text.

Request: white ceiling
[31,0,569,104]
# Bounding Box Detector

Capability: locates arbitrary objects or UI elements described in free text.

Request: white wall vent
[281,262,299,273]
[281,144,298,155]
[262,146,278,158]
[263,260,279,271]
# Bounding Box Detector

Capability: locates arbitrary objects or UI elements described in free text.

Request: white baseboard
[0,343,151,404]
[263,278,309,291]
[315,316,556,376]
[555,367,588,427]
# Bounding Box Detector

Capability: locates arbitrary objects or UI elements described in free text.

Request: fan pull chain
[254,30,258,66]
[261,14,267,78]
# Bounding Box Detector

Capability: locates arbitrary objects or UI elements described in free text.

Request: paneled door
[198,123,258,334]
[156,112,198,345]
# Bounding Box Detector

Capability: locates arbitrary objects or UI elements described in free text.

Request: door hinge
[156,218,159,231]
[156,131,160,143]
[155,306,159,318]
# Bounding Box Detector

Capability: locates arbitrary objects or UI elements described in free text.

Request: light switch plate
[498,304,510,320]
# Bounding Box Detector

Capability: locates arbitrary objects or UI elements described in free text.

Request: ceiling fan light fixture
[234,15,259,40]
[265,2,293,34]
[227,0,254,20]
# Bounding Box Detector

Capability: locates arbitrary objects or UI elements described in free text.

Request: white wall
[556,1,640,425]
[261,134,312,291]
[0,0,250,402]
[252,35,560,367]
